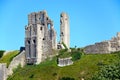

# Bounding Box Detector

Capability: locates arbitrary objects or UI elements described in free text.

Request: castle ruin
[25,10,70,64]
[84,32,120,54]
[25,10,57,64]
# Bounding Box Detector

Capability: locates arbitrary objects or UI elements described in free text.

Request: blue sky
[0,0,120,50]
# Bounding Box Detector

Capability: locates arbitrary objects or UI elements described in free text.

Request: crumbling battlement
[84,32,120,54]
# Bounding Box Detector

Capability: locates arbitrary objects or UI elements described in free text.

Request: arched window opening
[33,39,36,44]
[27,40,30,44]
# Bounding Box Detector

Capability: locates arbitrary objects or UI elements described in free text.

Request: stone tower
[25,10,57,64]
[60,12,70,48]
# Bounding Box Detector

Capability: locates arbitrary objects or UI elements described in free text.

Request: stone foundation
[58,57,73,67]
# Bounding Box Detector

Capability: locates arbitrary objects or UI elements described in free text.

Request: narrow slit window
[40,27,42,30]
[27,40,30,44]
[33,40,36,44]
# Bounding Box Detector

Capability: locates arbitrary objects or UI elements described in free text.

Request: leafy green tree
[92,63,120,80]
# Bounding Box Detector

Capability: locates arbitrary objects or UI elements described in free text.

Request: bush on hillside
[0,50,5,58]
[71,51,82,61]
[117,51,120,58]
[58,48,82,61]
[91,51,120,80]
[58,49,67,56]
[58,49,71,58]
[59,77,75,80]
[92,63,120,80]
[70,48,76,52]
[62,42,68,50]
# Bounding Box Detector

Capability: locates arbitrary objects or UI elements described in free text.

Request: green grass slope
[7,53,119,80]
[0,50,19,67]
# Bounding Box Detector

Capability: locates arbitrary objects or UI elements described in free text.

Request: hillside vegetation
[0,50,19,67]
[0,50,5,58]
[7,50,119,80]
[91,51,120,80]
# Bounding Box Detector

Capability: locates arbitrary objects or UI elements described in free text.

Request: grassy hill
[7,52,119,80]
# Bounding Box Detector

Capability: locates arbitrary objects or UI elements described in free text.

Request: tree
[92,63,120,80]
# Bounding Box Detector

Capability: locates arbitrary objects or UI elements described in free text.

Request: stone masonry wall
[84,32,120,54]
[84,41,110,54]
[7,50,26,75]
[0,63,7,80]
[58,57,73,67]
[0,51,26,80]
[25,11,57,64]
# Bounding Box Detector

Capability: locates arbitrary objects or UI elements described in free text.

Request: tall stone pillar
[60,12,70,48]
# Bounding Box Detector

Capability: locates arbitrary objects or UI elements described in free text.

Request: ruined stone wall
[58,57,73,67]
[0,63,7,80]
[7,50,26,75]
[84,41,110,54]
[0,51,25,80]
[42,39,52,60]
[84,32,120,54]
[49,26,57,49]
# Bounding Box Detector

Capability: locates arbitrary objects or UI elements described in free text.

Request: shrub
[58,48,82,61]
[53,73,57,76]
[59,77,75,80]
[29,74,34,78]
[92,63,120,80]
[71,51,82,61]
[62,42,68,50]
[97,61,106,66]
[70,48,76,53]
[0,50,5,58]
